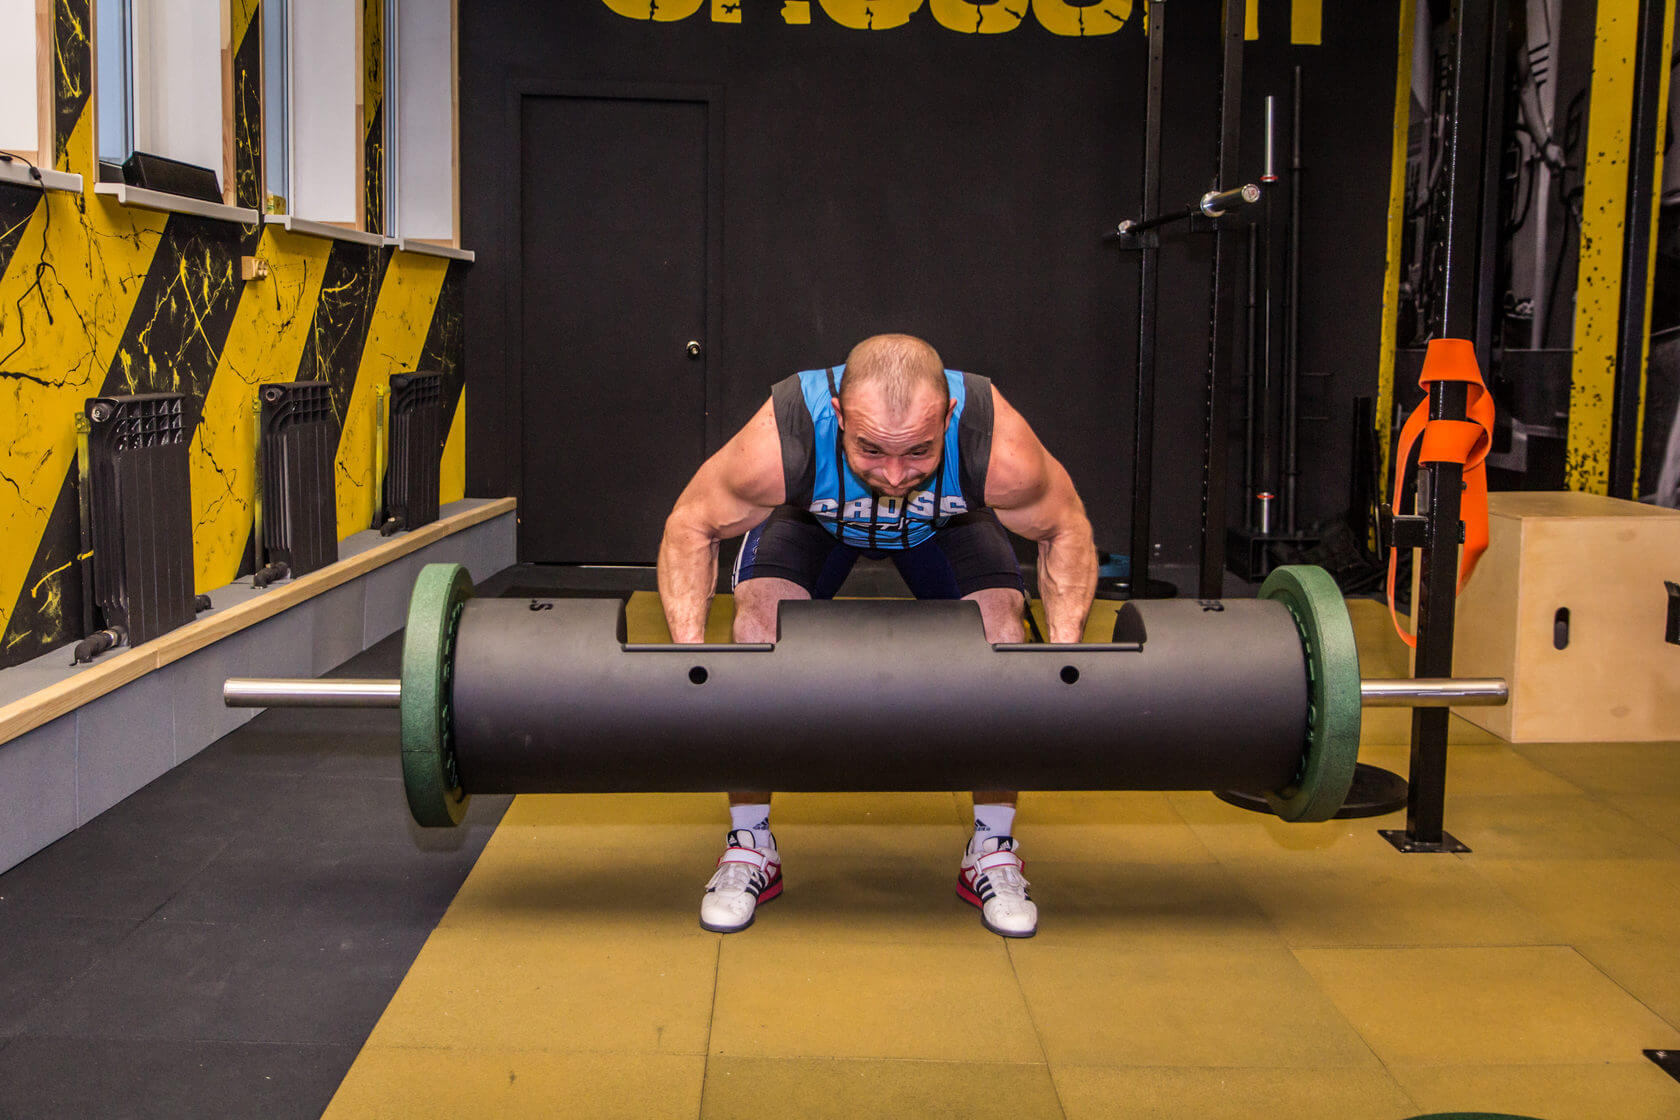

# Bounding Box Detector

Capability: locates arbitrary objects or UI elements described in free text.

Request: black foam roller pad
[448,598,1309,794]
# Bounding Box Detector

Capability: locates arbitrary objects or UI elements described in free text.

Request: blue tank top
[770,364,996,549]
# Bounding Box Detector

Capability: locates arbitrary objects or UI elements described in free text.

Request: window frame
[91,0,244,212]
[391,0,466,249]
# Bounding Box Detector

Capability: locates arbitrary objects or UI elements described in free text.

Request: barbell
[224,563,1505,828]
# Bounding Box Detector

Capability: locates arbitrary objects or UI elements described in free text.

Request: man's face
[832,383,956,499]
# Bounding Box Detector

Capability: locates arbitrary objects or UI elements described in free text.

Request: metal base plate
[1379,828,1471,854]
[1214,763,1409,820]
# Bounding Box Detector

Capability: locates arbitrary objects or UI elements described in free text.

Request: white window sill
[264,213,388,246]
[93,183,259,224]
[397,238,475,262]
[0,160,82,193]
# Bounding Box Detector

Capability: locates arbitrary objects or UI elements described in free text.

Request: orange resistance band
[1387,337,1496,648]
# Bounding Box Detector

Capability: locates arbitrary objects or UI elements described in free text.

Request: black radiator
[258,381,338,578]
[382,372,443,531]
[81,393,196,647]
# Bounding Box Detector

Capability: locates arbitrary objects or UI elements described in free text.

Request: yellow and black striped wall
[0,0,469,671]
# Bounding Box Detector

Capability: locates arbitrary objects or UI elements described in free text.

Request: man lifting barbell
[656,333,1099,937]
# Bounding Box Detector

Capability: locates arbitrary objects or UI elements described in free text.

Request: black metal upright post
[1198,0,1245,600]
[1129,0,1167,598]
[1282,68,1302,534]
[1258,96,1280,534]
[1243,223,1259,527]
[1610,0,1668,498]
[1384,0,1492,854]
[1471,0,1509,371]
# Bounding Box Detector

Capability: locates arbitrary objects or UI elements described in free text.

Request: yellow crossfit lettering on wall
[782,2,813,23]
[712,0,742,22]
[817,0,924,29]
[1291,0,1323,45]
[599,0,705,21]
[1032,0,1132,37]
[929,0,1027,34]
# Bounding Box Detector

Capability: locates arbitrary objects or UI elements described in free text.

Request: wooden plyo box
[1449,491,1680,743]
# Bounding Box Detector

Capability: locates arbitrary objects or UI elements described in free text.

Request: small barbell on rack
[224,564,1506,829]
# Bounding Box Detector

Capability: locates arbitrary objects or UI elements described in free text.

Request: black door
[518,92,712,562]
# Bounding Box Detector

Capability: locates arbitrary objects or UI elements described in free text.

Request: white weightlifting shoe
[958,835,1037,938]
[700,829,783,933]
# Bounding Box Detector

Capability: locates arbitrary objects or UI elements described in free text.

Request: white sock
[729,803,772,848]
[971,803,1016,850]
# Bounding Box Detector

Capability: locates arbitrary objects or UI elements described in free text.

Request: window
[94,0,229,197]
[287,0,360,224]
[392,0,461,245]
[0,0,49,165]
[94,0,134,166]
[263,0,288,212]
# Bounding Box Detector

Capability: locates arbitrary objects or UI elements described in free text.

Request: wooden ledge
[0,498,515,747]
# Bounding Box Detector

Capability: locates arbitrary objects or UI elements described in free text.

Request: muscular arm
[657,399,787,642]
[984,391,1097,643]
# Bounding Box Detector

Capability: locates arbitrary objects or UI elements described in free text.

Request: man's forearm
[657,522,720,643]
[1036,528,1096,643]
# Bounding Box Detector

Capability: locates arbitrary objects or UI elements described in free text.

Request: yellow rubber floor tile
[1221,853,1553,948]
[1389,1061,1680,1120]
[771,822,965,859]
[1356,709,1513,750]
[1053,1065,1416,1120]
[1009,945,1379,1069]
[1442,795,1680,860]
[1166,793,1407,865]
[1470,859,1680,945]
[625,588,736,642]
[435,826,723,936]
[1292,946,1680,1066]
[1601,794,1680,846]
[1020,791,1218,864]
[1023,860,1285,953]
[466,818,724,861]
[497,792,726,829]
[1355,741,1585,797]
[323,1047,705,1120]
[365,924,720,1054]
[709,939,1037,1061]
[1348,599,1413,678]
[1513,741,1680,797]
[1575,937,1680,1030]
[768,791,969,828]
[732,839,981,946]
[700,1056,1063,1120]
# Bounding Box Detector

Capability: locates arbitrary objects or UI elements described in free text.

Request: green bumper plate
[401,562,474,827]
[1258,564,1362,822]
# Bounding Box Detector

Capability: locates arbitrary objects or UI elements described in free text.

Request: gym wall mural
[1395,0,1679,507]
[461,0,1393,568]
[0,0,469,671]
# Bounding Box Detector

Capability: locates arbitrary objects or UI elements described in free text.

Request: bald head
[830,334,955,498]
[839,334,948,415]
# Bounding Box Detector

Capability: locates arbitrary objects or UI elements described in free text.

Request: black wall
[460,2,1400,566]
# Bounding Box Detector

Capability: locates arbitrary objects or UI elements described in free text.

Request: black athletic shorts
[733,506,1026,601]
